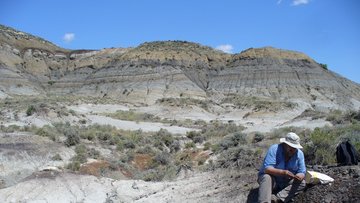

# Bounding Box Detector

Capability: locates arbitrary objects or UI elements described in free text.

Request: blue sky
[1,0,359,84]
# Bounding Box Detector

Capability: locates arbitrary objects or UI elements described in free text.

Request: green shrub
[154,129,174,149]
[326,110,343,124]
[319,63,328,70]
[217,146,259,168]
[253,132,264,143]
[67,161,81,171]
[35,125,59,141]
[185,141,196,149]
[96,131,112,141]
[304,127,337,165]
[170,140,180,153]
[141,169,163,181]
[52,154,63,161]
[124,141,136,149]
[200,121,245,139]
[203,142,212,150]
[154,152,171,165]
[186,131,205,143]
[26,105,36,116]
[219,132,247,150]
[64,129,80,147]
[0,124,21,133]
[136,145,155,154]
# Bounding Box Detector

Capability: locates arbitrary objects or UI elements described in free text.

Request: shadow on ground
[246,187,258,203]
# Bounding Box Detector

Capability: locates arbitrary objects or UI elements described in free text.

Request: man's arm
[265,166,297,179]
[295,150,306,181]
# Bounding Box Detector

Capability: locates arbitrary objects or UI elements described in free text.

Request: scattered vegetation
[26,105,36,116]
[319,63,328,70]
[156,97,212,111]
[2,93,359,182]
[105,110,167,123]
[221,95,296,111]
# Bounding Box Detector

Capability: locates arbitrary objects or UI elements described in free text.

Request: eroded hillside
[1,25,360,110]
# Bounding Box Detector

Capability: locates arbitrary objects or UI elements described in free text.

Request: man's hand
[294,173,305,181]
[283,170,304,181]
[282,170,296,178]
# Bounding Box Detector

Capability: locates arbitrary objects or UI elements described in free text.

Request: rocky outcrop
[1,25,360,110]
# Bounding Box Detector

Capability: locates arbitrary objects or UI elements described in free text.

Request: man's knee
[258,174,272,184]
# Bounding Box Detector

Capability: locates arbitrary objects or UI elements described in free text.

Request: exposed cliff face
[1,25,360,110]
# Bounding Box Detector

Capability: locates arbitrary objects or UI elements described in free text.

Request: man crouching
[258,132,306,203]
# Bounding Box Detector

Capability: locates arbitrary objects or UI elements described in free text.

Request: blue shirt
[258,144,306,188]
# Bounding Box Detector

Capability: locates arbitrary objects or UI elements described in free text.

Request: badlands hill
[1,24,360,110]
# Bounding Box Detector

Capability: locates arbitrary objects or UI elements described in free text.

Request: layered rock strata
[1,25,360,109]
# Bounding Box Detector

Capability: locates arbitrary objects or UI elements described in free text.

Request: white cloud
[292,0,309,6]
[216,44,233,54]
[63,33,75,43]
[277,0,283,4]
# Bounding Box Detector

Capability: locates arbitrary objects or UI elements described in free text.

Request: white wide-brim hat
[280,132,303,149]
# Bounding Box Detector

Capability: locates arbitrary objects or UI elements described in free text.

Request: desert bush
[35,125,59,141]
[96,131,112,142]
[78,119,87,124]
[193,135,206,144]
[218,132,247,151]
[344,111,360,124]
[0,124,22,133]
[253,132,264,143]
[185,141,196,149]
[26,105,36,116]
[88,148,101,159]
[106,110,165,123]
[319,63,328,70]
[136,144,155,155]
[125,150,135,162]
[154,151,171,165]
[140,169,161,181]
[334,122,360,153]
[67,161,81,171]
[200,120,245,139]
[153,129,174,150]
[124,140,136,149]
[203,142,212,150]
[216,146,260,169]
[74,144,88,162]
[186,131,205,143]
[64,128,80,147]
[326,109,344,124]
[69,109,76,116]
[221,95,296,111]
[79,130,96,141]
[186,131,199,139]
[295,109,326,120]
[52,154,62,161]
[138,165,178,182]
[303,127,337,165]
[67,145,88,171]
[169,140,180,153]
[267,127,305,140]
